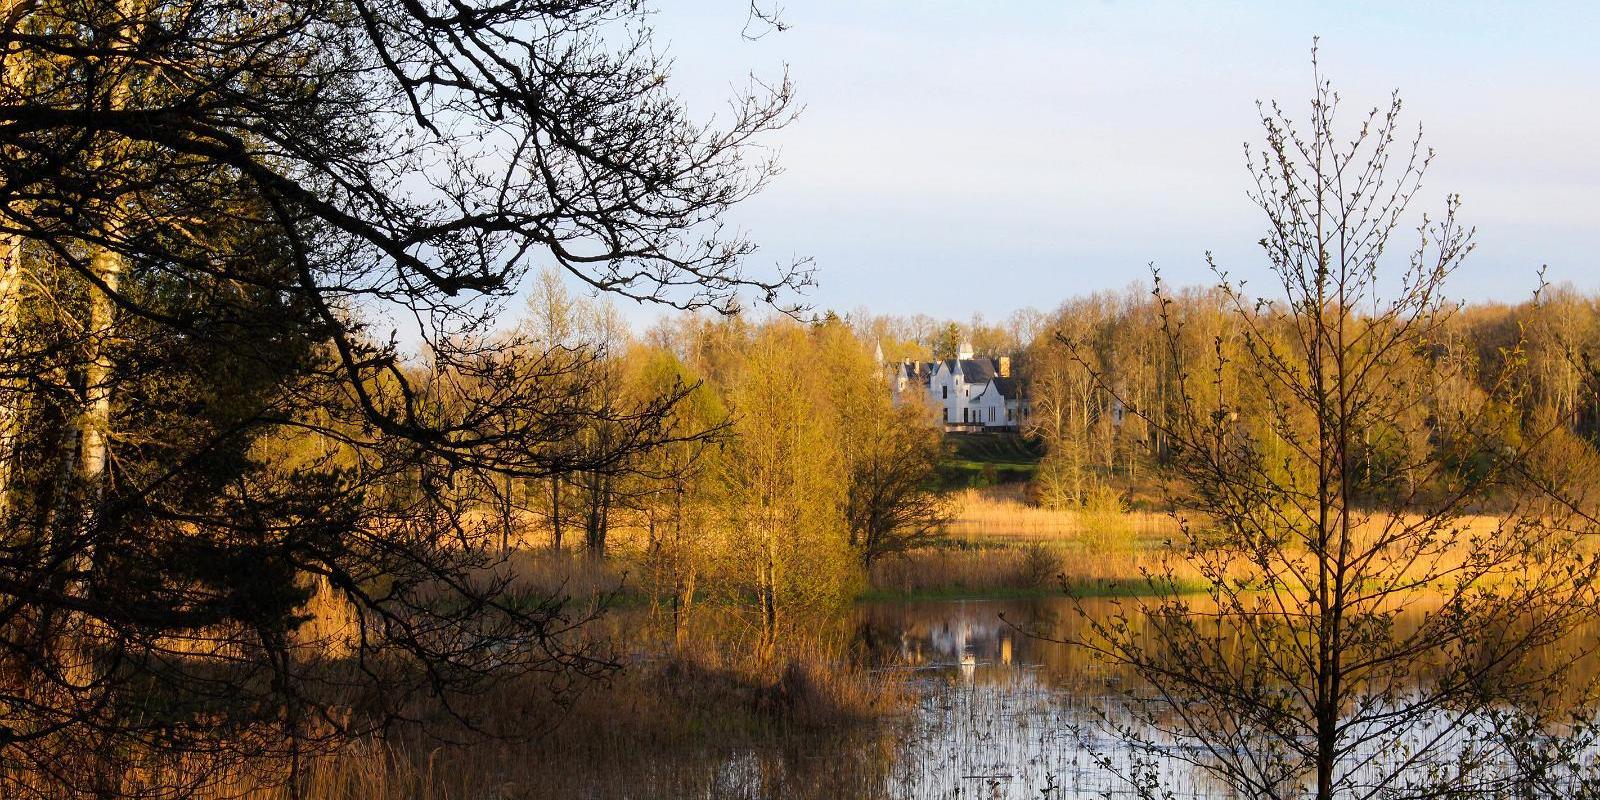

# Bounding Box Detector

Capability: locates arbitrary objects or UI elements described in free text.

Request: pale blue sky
[632,1,1599,320]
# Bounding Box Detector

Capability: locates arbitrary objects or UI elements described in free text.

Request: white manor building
[880,340,1028,432]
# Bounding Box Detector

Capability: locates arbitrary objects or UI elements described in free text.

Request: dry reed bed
[945,488,1511,546]
[138,614,904,800]
[899,491,1545,598]
[487,494,1528,602]
[945,487,1176,545]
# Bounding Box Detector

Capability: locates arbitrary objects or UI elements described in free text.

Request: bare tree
[845,403,950,568]
[1029,296,1120,508]
[1052,50,1600,800]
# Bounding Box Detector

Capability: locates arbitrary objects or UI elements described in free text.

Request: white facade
[884,340,1027,431]
[970,380,1020,428]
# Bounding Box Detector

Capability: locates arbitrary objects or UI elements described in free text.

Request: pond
[851,596,1600,799]
[851,596,1224,799]
[531,596,1598,799]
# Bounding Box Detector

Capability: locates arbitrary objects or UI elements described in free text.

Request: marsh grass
[117,603,906,800]
[945,487,1175,545]
[18,544,905,800]
[865,544,1210,600]
[863,487,1200,599]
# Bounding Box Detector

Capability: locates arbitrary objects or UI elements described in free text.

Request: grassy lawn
[938,432,1044,488]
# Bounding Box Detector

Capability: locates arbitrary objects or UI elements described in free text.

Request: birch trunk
[80,234,122,494]
[0,0,42,517]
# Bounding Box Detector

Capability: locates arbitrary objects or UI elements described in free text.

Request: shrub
[1016,541,1063,588]
[1079,483,1134,552]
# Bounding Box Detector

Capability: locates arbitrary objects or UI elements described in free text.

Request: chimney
[998,356,1011,378]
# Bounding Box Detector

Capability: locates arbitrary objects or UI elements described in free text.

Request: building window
[942,386,948,399]
[989,407,995,422]
[943,408,949,423]
[962,408,969,423]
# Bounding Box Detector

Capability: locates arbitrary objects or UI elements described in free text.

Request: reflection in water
[856,597,1116,692]
[537,597,1597,799]
[855,597,1600,798]
[857,598,1220,798]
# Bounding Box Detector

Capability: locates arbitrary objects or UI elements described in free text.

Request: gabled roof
[958,358,997,383]
[971,376,1021,402]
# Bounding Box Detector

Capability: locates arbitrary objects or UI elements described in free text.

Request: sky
[607,1,1600,324]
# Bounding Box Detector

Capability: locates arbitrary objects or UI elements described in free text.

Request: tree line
[1021,281,1600,514]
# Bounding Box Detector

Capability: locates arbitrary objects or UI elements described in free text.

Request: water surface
[539,596,1598,799]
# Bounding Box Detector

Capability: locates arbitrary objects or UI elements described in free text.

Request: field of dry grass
[870,487,1533,600]
[860,486,1200,598]
[943,485,1177,545]
[391,489,1537,608]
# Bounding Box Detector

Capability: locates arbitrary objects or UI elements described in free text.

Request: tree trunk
[580,470,609,559]
[0,233,20,517]
[598,477,610,556]
[674,567,696,650]
[80,237,122,496]
[1316,704,1336,800]
[79,0,139,501]
[549,474,562,551]
[759,533,778,656]
[500,473,514,555]
[670,484,691,648]
[583,470,603,558]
